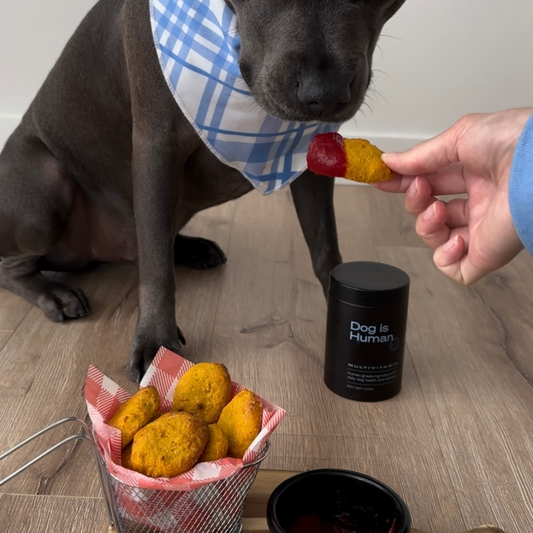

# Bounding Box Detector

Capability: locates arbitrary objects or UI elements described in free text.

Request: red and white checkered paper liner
[85,347,286,491]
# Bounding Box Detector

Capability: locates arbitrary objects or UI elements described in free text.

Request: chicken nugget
[130,411,209,478]
[198,424,229,462]
[173,362,232,424]
[307,132,392,183]
[107,386,160,448]
[121,443,134,471]
[217,389,262,459]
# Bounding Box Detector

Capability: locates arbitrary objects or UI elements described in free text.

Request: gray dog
[0,0,406,381]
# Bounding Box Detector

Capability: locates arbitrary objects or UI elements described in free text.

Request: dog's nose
[297,70,351,119]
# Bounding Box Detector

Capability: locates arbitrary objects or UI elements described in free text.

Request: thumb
[382,122,465,176]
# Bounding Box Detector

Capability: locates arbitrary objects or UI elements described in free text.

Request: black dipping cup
[324,261,410,402]
[266,469,411,533]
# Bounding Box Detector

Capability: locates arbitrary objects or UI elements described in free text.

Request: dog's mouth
[252,81,367,125]
[260,87,365,124]
[242,56,371,125]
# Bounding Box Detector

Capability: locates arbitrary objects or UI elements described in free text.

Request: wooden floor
[1,185,533,533]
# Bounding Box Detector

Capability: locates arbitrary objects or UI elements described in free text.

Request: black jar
[324,261,410,402]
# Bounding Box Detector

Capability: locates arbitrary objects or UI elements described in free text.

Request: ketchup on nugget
[306,132,393,184]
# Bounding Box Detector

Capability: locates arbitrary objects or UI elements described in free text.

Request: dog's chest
[181,145,254,212]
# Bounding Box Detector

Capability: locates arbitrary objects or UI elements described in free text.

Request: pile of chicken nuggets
[107,363,263,478]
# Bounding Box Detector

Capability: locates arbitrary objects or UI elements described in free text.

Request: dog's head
[225,0,406,123]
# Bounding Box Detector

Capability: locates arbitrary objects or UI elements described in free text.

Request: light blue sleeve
[509,112,533,256]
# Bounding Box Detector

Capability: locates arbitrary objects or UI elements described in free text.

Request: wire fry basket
[0,417,270,533]
[106,440,269,533]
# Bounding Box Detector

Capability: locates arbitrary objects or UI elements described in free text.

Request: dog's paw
[173,235,227,269]
[37,281,91,322]
[127,328,186,383]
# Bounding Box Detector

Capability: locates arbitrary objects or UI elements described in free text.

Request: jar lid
[329,261,410,308]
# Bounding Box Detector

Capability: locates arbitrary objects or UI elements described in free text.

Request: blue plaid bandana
[150,0,340,194]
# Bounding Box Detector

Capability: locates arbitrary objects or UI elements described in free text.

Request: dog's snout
[296,62,352,120]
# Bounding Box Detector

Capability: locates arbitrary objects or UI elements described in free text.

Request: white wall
[1,0,533,152]
[0,0,95,145]
[342,0,533,151]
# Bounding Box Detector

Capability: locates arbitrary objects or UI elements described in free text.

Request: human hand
[374,108,533,284]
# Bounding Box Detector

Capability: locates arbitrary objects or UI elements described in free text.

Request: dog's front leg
[290,171,343,297]
[127,131,185,382]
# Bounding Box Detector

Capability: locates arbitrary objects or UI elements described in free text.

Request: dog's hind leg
[0,132,91,321]
[173,234,227,269]
[0,256,90,322]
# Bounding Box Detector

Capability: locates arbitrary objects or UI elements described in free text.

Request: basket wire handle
[0,416,119,533]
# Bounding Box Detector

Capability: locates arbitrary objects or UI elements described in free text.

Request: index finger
[371,174,415,193]
[373,164,468,196]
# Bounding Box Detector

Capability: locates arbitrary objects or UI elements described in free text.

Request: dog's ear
[365,0,406,21]
[224,0,241,13]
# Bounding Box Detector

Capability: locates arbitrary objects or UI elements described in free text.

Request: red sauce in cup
[287,508,398,533]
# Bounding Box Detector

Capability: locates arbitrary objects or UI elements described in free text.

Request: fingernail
[382,152,399,161]
[422,202,436,219]
[407,178,419,197]
[442,236,458,250]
